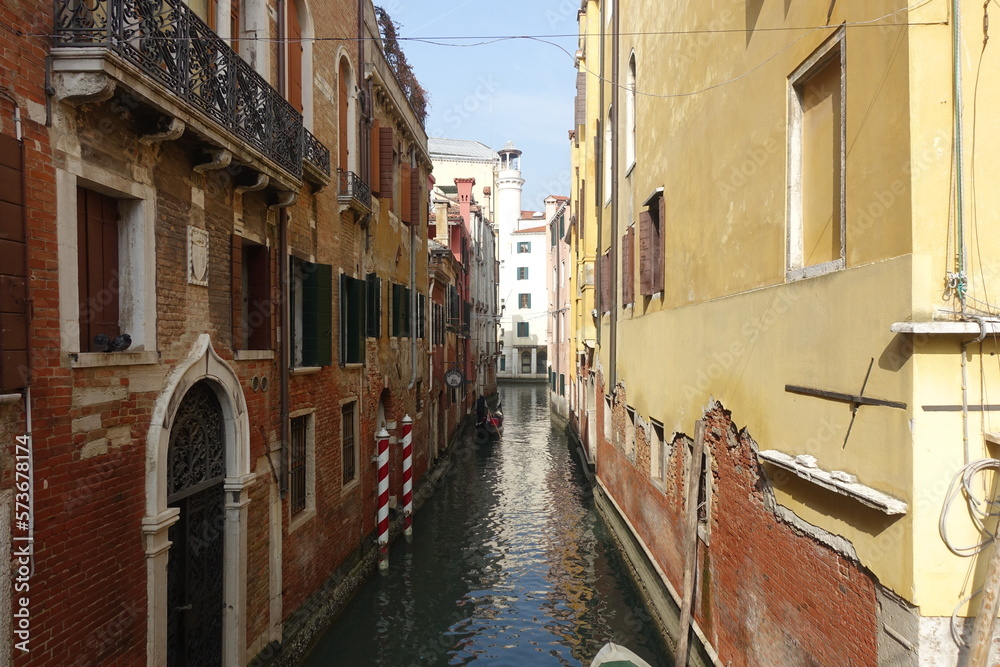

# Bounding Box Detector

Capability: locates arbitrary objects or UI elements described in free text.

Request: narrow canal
[302,383,671,666]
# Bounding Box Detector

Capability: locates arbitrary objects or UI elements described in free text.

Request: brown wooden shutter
[338,60,349,171]
[599,251,610,313]
[369,119,381,195]
[247,244,271,350]
[286,0,303,113]
[230,0,241,52]
[638,210,652,296]
[0,133,27,390]
[379,127,394,202]
[231,234,243,350]
[400,162,412,224]
[410,166,422,225]
[654,195,665,294]
[622,227,634,306]
[78,187,120,352]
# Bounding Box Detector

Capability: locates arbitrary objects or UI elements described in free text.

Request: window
[536,350,547,375]
[626,53,636,172]
[520,351,532,373]
[290,258,332,367]
[77,187,121,352]
[604,106,612,203]
[551,221,559,246]
[366,273,382,337]
[378,127,395,205]
[342,401,358,485]
[340,274,365,365]
[517,267,529,280]
[288,413,314,517]
[517,241,531,253]
[560,374,565,396]
[639,190,664,296]
[286,0,303,113]
[417,293,426,339]
[499,355,506,371]
[621,225,635,306]
[231,235,272,350]
[518,293,531,309]
[391,283,411,337]
[516,322,529,338]
[650,420,666,484]
[788,28,845,278]
[599,250,611,313]
[339,57,351,172]
[0,133,26,390]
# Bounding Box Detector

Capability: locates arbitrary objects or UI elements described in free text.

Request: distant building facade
[545,195,571,419]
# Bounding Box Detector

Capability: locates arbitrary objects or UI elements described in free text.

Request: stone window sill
[70,351,159,369]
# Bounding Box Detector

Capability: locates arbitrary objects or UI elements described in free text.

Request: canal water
[302,383,671,666]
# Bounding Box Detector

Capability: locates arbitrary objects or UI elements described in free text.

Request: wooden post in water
[675,419,706,666]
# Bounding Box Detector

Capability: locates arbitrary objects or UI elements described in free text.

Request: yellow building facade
[572,0,1000,663]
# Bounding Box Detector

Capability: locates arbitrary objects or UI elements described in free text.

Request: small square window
[516,322,529,337]
[517,267,529,280]
[518,293,531,309]
[517,241,531,253]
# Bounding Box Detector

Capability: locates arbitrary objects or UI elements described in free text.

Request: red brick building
[0,0,439,663]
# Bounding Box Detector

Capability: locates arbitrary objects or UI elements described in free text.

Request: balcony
[337,170,371,214]
[303,129,331,185]
[53,0,326,188]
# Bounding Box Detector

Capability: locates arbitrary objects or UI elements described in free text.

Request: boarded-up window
[622,225,635,306]
[78,187,121,352]
[0,134,27,390]
[379,126,394,204]
[339,274,365,364]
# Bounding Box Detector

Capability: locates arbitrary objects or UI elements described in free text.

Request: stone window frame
[56,164,157,369]
[287,408,316,533]
[786,26,847,282]
[341,398,361,493]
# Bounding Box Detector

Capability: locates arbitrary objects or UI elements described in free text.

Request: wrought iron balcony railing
[54,0,304,179]
[337,170,371,212]
[303,128,331,177]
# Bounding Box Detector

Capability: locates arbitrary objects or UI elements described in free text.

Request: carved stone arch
[143,334,255,666]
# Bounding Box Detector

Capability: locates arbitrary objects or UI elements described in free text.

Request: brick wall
[596,375,879,666]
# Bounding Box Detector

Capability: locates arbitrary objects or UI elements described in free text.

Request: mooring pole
[675,420,706,666]
[401,415,414,541]
[376,427,390,572]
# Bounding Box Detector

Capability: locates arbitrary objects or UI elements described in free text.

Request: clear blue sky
[383,1,579,212]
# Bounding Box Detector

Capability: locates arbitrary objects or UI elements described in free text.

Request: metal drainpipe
[952,0,967,304]
[608,0,619,391]
[409,224,417,389]
[278,208,289,497]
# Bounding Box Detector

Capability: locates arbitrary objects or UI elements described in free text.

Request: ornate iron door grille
[166,382,225,667]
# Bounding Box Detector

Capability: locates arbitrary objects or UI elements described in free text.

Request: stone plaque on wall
[188,226,209,286]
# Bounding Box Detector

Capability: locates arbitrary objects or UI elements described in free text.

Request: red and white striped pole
[376,426,390,572]
[401,415,413,541]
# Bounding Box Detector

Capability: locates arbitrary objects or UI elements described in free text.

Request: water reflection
[302,383,670,666]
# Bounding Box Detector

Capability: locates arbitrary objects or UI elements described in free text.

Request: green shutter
[341,274,365,364]
[302,262,332,367]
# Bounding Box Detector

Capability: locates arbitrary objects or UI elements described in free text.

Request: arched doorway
[166,381,225,667]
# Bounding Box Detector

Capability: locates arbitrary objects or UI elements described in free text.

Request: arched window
[338,56,357,173]
[284,0,314,127]
[626,52,636,171]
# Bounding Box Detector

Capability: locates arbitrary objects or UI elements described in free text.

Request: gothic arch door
[166,381,226,667]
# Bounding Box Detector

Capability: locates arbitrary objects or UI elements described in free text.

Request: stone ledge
[759,449,908,515]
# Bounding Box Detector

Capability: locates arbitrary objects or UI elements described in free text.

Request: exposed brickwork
[596,373,879,666]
